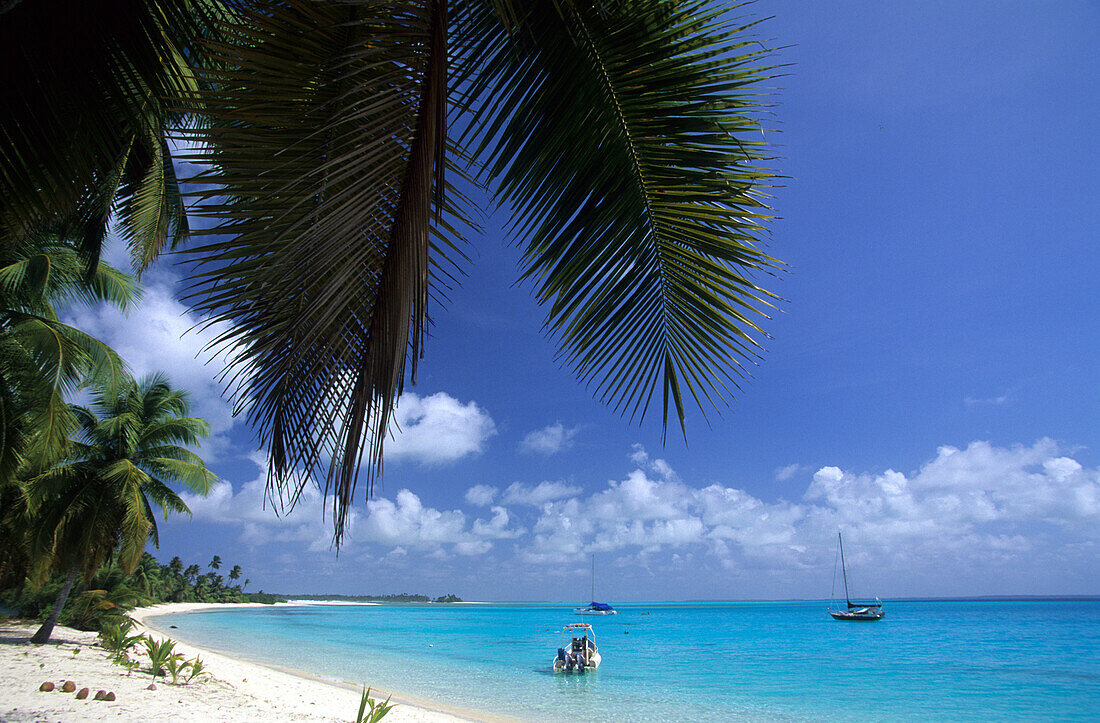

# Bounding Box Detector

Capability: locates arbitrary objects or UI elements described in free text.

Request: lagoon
[155,599,1100,721]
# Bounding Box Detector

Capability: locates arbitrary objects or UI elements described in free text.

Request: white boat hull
[553,652,601,673]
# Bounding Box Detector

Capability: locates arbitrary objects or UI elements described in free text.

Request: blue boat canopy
[587,602,614,611]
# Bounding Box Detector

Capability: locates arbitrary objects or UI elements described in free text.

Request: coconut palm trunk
[30,562,79,644]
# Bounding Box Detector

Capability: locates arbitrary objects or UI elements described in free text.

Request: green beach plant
[164,653,189,685]
[355,686,395,723]
[100,619,144,660]
[184,656,209,685]
[143,636,177,680]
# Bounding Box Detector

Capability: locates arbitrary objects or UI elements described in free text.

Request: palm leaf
[0,0,210,254]
[461,0,783,438]
[184,0,464,544]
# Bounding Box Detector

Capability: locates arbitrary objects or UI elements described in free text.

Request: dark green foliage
[0,553,253,630]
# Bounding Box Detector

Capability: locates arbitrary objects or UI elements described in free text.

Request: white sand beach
[1,603,478,722]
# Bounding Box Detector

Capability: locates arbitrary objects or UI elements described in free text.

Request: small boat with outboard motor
[553,623,601,673]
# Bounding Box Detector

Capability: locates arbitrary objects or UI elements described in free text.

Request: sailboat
[574,555,618,615]
[829,532,884,621]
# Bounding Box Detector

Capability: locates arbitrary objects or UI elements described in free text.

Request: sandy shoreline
[1,602,486,722]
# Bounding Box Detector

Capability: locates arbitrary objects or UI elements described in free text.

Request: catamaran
[829,531,884,621]
[574,554,618,615]
[553,623,601,672]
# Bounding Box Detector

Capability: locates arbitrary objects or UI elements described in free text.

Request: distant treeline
[0,552,284,632]
[283,593,463,603]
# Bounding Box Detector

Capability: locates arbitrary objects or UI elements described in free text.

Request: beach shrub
[184,656,209,685]
[355,686,395,723]
[100,619,144,661]
[143,636,177,680]
[164,654,189,685]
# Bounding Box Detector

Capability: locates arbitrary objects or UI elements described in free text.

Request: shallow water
[157,600,1100,721]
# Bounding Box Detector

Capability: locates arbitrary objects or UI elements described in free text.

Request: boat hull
[574,608,618,615]
[553,653,602,673]
[829,610,885,621]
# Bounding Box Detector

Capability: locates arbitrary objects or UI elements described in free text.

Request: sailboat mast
[838,532,852,608]
[591,554,595,602]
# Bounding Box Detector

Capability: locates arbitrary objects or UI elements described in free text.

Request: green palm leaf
[184,0,460,543]
[462,0,782,437]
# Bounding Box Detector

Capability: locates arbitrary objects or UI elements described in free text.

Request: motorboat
[553,623,601,673]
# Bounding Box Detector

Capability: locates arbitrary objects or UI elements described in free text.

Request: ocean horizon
[154,598,1100,721]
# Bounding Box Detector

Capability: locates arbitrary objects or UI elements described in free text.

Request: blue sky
[69,1,1097,601]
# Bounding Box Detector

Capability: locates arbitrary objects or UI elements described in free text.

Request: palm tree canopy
[23,373,216,582]
[6,0,783,544]
[0,0,209,269]
[0,235,141,481]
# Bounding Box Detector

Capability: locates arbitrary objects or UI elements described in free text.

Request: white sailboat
[574,554,618,615]
[829,531,884,621]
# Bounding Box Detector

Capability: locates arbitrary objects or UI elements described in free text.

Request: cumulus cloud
[183,456,521,556]
[775,464,802,482]
[180,453,347,552]
[519,439,1100,579]
[519,422,581,455]
[63,276,241,459]
[181,437,1100,595]
[465,485,499,506]
[385,392,496,465]
[357,493,521,554]
[502,480,583,506]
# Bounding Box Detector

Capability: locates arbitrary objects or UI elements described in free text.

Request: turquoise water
[156,600,1100,721]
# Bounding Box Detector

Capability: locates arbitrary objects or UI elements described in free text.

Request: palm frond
[0,0,209,252]
[184,0,466,544]
[461,0,783,438]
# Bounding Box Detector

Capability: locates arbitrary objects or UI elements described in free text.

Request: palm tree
[22,373,216,643]
[184,564,200,584]
[208,555,221,572]
[0,234,140,484]
[228,564,242,585]
[5,1,783,543]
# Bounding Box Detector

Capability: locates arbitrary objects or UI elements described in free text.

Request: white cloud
[357,491,520,554]
[181,437,1100,595]
[63,277,242,460]
[519,439,1100,579]
[965,392,1013,406]
[464,484,498,506]
[775,464,802,482]
[519,422,581,455]
[180,452,348,552]
[385,392,496,465]
[183,456,521,557]
[502,480,582,506]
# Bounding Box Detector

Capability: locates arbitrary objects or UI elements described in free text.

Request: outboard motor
[557,647,566,668]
